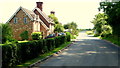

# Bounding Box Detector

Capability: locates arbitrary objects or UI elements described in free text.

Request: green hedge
[2,35,70,68]
[31,32,42,40]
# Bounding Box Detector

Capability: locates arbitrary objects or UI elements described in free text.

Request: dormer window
[24,17,27,24]
[14,17,18,24]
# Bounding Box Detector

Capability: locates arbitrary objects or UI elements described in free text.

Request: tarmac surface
[33,31,120,68]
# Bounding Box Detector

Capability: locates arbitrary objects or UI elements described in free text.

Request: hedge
[2,35,70,68]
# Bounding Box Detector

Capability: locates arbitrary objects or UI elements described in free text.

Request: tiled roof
[22,7,36,20]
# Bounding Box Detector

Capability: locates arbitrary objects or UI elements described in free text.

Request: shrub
[2,34,71,68]
[46,38,55,51]
[20,31,29,40]
[31,32,42,40]
[65,32,71,41]
[2,44,18,67]
[1,23,13,44]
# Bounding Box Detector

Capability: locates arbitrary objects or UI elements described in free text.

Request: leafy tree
[64,24,69,29]
[54,24,64,33]
[48,14,59,24]
[99,1,120,35]
[91,13,112,36]
[64,22,79,36]
[64,22,77,30]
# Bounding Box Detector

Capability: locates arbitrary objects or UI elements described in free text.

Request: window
[14,17,18,24]
[24,17,27,24]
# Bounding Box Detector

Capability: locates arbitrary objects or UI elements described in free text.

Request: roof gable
[33,8,51,23]
[7,6,35,23]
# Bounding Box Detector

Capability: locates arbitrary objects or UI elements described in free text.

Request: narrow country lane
[34,31,120,68]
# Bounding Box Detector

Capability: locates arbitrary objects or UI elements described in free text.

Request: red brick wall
[40,23,49,38]
[9,9,33,40]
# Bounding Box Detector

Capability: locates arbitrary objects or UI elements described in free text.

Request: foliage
[31,32,42,40]
[64,22,79,37]
[20,31,29,40]
[65,32,71,40]
[1,23,16,44]
[2,35,70,68]
[54,24,64,33]
[102,35,120,46]
[99,1,120,35]
[64,22,77,30]
[91,13,112,37]
[48,14,59,24]
[86,31,94,35]
[16,42,71,67]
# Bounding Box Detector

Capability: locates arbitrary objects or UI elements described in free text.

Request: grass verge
[101,36,120,47]
[16,42,71,67]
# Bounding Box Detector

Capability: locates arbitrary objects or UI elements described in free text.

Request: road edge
[28,41,74,68]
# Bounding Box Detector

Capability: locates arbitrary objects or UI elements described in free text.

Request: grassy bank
[101,35,120,47]
[16,42,71,67]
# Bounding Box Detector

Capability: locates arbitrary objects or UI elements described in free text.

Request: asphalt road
[34,31,120,68]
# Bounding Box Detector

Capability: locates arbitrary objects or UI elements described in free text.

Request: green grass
[86,30,94,35]
[18,40,29,43]
[16,42,71,67]
[101,36,120,46]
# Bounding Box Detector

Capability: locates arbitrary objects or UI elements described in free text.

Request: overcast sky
[0,0,101,29]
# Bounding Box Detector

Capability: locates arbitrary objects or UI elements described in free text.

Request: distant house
[7,2,55,40]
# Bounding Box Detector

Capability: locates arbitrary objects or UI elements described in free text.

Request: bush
[20,31,29,40]
[2,44,18,67]
[31,32,42,40]
[65,32,71,41]
[46,38,55,51]
[2,34,71,68]
[1,23,13,44]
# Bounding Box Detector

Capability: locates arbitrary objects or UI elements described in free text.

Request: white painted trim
[7,6,33,23]
[39,19,49,30]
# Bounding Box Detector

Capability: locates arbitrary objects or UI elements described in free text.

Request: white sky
[0,0,101,29]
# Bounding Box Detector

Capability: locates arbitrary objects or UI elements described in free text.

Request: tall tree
[99,1,120,35]
[91,13,112,36]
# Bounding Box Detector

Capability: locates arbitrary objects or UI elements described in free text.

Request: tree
[48,14,59,24]
[99,1,120,35]
[54,24,64,33]
[91,13,112,36]
[64,24,69,29]
[64,22,79,36]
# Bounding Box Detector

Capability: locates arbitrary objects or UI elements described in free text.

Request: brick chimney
[50,11,55,15]
[36,2,43,11]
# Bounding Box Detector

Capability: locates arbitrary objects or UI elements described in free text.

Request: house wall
[9,9,33,40]
[33,21,40,32]
[34,9,50,37]
[40,23,48,38]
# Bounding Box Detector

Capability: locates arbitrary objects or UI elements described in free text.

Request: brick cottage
[7,2,55,40]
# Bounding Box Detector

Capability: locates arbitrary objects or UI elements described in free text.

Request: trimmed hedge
[31,32,42,40]
[2,35,70,68]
